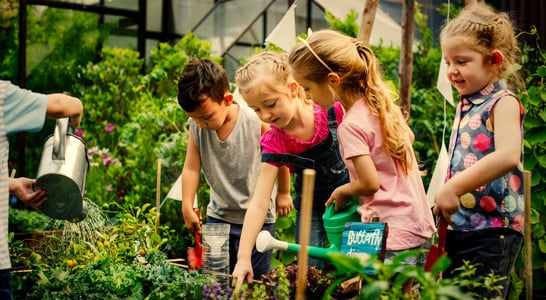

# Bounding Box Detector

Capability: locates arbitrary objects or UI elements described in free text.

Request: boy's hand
[182,207,201,234]
[275,192,293,217]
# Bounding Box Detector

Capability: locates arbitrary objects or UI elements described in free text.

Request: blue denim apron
[262,108,349,268]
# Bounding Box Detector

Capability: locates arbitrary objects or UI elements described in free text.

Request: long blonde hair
[289,29,415,174]
[236,51,310,105]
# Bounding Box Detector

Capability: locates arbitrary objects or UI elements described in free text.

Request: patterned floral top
[447,79,525,233]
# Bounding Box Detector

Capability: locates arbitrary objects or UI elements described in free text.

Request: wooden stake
[523,170,532,300]
[398,0,416,121]
[233,278,243,296]
[155,159,162,232]
[296,169,316,300]
[357,0,378,45]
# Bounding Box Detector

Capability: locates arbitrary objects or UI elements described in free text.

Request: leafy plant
[8,206,55,233]
[325,250,507,300]
[518,39,546,293]
[13,253,211,299]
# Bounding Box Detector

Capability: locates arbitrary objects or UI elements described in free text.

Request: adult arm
[46,94,83,127]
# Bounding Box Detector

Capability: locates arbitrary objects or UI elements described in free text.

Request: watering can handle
[52,118,68,160]
[335,195,359,213]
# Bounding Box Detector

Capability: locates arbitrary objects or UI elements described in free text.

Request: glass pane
[172,0,215,35]
[48,0,140,10]
[192,0,274,56]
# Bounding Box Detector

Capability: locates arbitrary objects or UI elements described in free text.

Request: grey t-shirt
[190,104,276,224]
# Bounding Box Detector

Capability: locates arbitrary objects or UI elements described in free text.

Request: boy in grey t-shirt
[177,59,291,279]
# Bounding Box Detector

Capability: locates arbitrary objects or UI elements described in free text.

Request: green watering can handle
[323,195,360,219]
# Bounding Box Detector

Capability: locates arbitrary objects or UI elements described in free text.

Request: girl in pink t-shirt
[232,51,349,284]
[289,30,435,295]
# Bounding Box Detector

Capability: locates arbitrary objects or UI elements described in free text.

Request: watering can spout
[256,230,288,252]
[256,230,337,261]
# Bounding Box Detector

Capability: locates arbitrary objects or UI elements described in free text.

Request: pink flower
[104,124,116,132]
[75,129,84,137]
[103,156,112,167]
[88,147,98,157]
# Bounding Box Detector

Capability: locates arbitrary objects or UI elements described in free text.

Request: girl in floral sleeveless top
[433,3,525,298]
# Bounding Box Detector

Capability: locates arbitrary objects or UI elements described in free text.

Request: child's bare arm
[233,163,278,283]
[275,166,292,217]
[181,131,203,234]
[326,154,378,211]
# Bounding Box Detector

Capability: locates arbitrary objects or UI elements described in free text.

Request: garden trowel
[187,208,202,270]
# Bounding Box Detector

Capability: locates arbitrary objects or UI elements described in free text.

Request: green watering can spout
[255,196,362,263]
[256,230,338,261]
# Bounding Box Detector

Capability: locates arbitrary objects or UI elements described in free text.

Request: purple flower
[104,124,116,132]
[75,128,84,137]
[103,156,112,167]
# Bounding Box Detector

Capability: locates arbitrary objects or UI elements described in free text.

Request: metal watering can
[36,118,89,223]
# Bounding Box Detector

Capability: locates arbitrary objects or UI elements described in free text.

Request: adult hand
[9,177,47,210]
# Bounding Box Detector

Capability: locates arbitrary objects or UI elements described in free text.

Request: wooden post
[398,0,416,121]
[523,170,532,300]
[357,0,378,45]
[155,159,162,232]
[296,169,316,300]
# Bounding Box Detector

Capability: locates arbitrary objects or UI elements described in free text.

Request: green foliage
[145,32,215,96]
[12,255,210,299]
[25,9,114,93]
[325,250,508,300]
[75,46,144,146]
[8,231,31,268]
[518,41,546,291]
[4,6,116,178]
[8,207,55,233]
[0,0,18,78]
[326,4,455,188]
[11,204,211,299]
[202,264,330,299]
[6,3,546,299]
[325,10,359,38]
[73,33,217,260]
[271,209,297,268]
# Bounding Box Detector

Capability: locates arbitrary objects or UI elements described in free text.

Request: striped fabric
[0,81,10,270]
